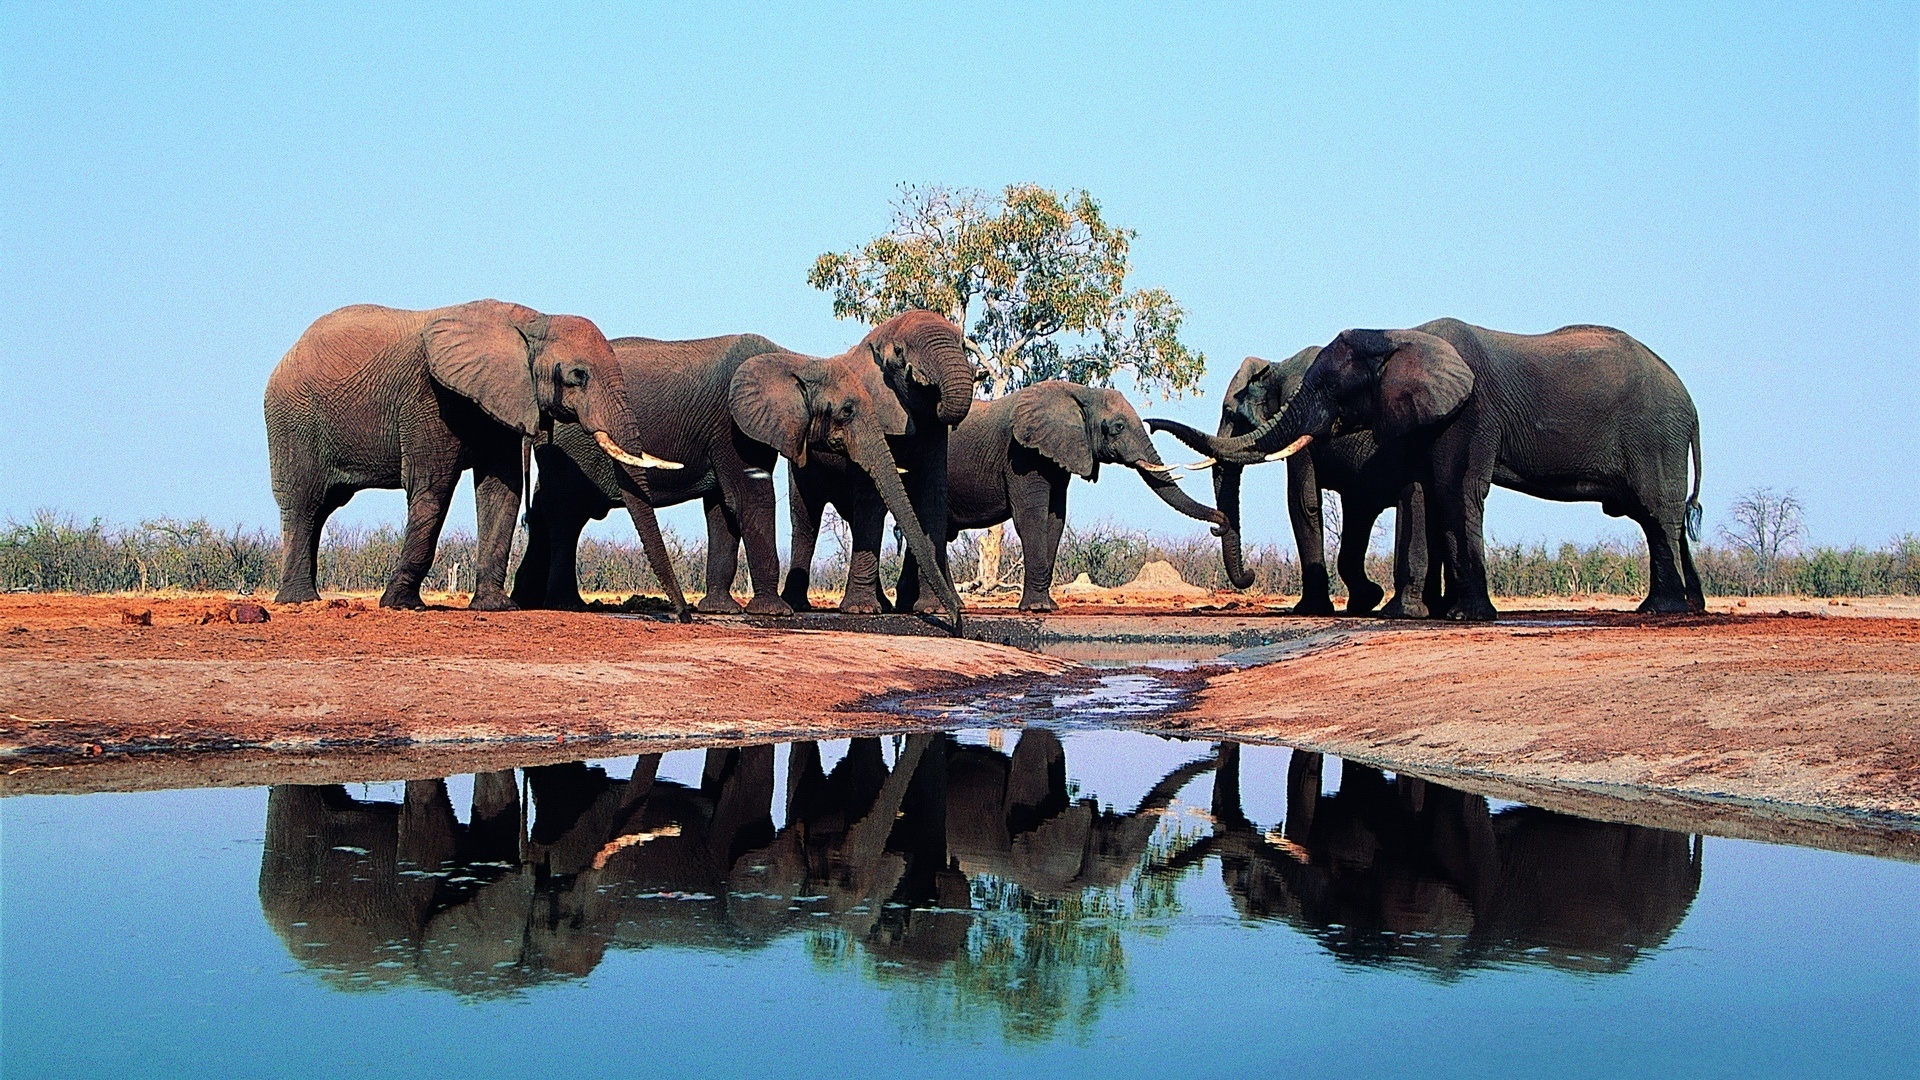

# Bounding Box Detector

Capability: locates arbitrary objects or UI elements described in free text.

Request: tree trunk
[976,523,1004,591]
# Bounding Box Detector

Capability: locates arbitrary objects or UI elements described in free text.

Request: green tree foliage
[808,183,1206,398]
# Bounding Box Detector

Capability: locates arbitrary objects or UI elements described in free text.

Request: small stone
[121,609,152,626]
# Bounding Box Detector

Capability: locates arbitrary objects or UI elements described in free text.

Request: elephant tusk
[595,430,683,470]
[1265,435,1313,461]
[1133,461,1176,473]
[1183,457,1217,471]
[897,466,909,474]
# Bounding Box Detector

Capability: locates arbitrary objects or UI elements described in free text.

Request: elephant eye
[562,365,590,387]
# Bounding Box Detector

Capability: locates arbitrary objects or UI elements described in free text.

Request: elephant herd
[258,738,1702,999]
[265,300,1704,621]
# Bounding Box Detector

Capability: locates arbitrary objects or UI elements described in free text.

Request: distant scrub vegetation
[4,509,1916,599]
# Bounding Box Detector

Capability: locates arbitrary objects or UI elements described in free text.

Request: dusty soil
[0,594,1068,783]
[1173,613,1920,821]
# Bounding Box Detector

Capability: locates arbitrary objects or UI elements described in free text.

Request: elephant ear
[425,300,545,437]
[730,352,813,463]
[1011,381,1096,479]
[1376,331,1474,439]
[1223,356,1271,409]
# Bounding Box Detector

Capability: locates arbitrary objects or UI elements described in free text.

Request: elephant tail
[1685,419,1703,542]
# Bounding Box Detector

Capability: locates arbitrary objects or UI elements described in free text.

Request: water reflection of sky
[2,731,1916,1078]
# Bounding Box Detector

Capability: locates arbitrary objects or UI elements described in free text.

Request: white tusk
[743,467,772,481]
[897,467,909,474]
[1134,461,1176,473]
[596,430,683,470]
[1265,435,1313,461]
[1183,457,1217,471]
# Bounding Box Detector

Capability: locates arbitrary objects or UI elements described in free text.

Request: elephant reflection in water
[1172,744,1704,975]
[258,733,1211,1014]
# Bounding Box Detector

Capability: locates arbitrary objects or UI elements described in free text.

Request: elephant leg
[467,447,522,611]
[1212,742,1249,831]
[900,430,952,614]
[1338,501,1386,615]
[713,444,790,616]
[539,500,593,611]
[380,463,460,610]
[1381,480,1432,619]
[1284,750,1322,843]
[781,468,824,611]
[1011,472,1061,612]
[508,479,554,608]
[1636,506,1695,614]
[839,501,888,614]
[1430,437,1497,622]
[697,494,745,614]
[274,478,347,604]
[1287,456,1334,615]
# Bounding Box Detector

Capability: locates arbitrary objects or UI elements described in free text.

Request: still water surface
[3,729,1916,1078]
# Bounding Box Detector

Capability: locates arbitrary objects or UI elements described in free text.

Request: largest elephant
[507,335,960,626]
[1166,349,1442,617]
[781,311,976,615]
[264,300,673,610]
[1156,320,1704,619]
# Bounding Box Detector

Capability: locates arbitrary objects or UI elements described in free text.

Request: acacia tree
[810,183,1207,587]
[809,183,1206,398]
[1720,487,1806,594]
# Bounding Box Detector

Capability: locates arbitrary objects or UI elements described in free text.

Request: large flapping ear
[845,353,910,435]
[425,300,545,436]
[730,351,814,463]
[1224,355,1272,407]
[1011,381,1096,478]
[1376,330,1474,438]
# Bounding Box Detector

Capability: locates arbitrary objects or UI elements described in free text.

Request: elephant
[507,338,962,628]
[1166,744,1703,976]
[264,300,676,610]
[1155,319,1705,619]
[919,380,1226,612]
[1162,349,1444,617]
[780,311,976,616]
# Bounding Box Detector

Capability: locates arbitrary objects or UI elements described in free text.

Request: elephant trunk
[1213,463,1254,590]
[1129,440,1225,526]
[930,329,975,428]
[1149,396,1323,467]
[580,365,679,479]
[844,421,966,636]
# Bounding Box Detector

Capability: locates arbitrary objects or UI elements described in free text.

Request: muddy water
[3,726,1916,1078]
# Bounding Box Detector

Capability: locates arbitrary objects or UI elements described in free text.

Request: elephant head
[730,350,965,630]
[1153,328,1473,468]
[1195,350,1316,588]
[423,299,679,477]
[860,310,976,429]
[1011,381,1225,527]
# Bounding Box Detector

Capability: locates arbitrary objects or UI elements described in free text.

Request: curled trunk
[1151,394,1324,466]
[846,421,965,635]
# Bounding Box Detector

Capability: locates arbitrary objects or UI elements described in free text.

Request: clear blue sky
[3,2,1915,554]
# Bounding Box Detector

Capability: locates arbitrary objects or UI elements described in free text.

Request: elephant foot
[379,584,427,611]
[1344,583,1385,616]
[911,596,946,615]
[546,593,587,612]
[1290,596,1337,617]
[745,594,794,617]
[1446,597,1499,622]
[696,593,744,615]
[275,585,321,605]
[1380,595,1430,620]
[1019,594,1058,613]
[780,587,815,612]
[1637,593,1695,615]
[467,587,519,612]
[839,595,884,615]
